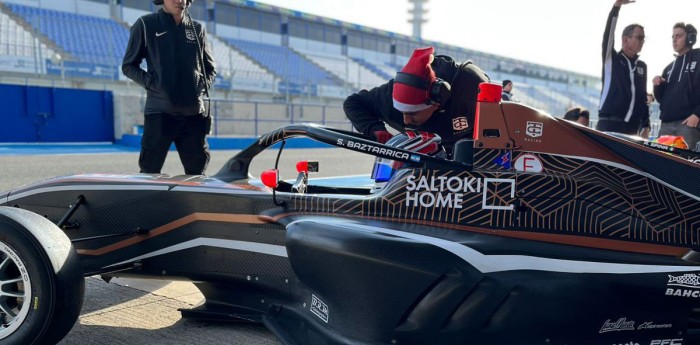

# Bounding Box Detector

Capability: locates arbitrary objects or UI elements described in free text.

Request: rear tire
[0,207,84,345]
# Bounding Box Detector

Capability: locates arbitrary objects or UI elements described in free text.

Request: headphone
[394,72,452,107]
[152,0,193,5]
[686,24,697,47]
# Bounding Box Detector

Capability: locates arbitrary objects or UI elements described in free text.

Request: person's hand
[653,76,666,86]
[682,114,700,128]
[639,127,650,138]
[373,130,393,144]
[615,0,635,6]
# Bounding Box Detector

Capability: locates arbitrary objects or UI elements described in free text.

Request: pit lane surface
[0,148,374,345]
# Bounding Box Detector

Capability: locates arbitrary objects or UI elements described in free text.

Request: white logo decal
[336,139,410,160]
[156,31,167,37]
[310,294,329,323]
[637,321,672,330]
[690,61,697,72]
[637,66,645,75]
[405,176,482,209]
[514,154,543,173]
[612,342,639,345]
[452,117,469,131]
[599,318,635,333]
[482,178,515,210]
[668,273,700,288]
[525,121,543,138]
[666,288,700,298]
[186,29,197,41]
[404,176,515,210]
[651,339,683,345]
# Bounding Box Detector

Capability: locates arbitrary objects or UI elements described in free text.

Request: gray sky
[254,0,699,80]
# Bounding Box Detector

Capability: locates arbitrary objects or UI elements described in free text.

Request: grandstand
[0,0,609,142]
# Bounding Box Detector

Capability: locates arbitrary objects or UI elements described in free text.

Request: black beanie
[502,80,512,87]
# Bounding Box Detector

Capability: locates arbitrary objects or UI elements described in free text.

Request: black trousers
[139,113,210,175]
[595,118,639,135]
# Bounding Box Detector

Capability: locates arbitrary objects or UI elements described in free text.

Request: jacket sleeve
[692,52,700,116]
[602,5,620,62]
[122,19,152,90]
[343,81,396,137]
[200,26,217,93]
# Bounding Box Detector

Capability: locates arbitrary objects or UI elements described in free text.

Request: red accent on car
[477,82,502,102]
[261,169,279,188]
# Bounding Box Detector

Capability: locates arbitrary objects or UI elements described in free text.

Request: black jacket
[653,48,700,122]
[343,55,489,152]
[122,9,216,116]
[598,5,649,129]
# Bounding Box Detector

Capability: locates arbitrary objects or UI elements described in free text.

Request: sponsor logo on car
[405,175,515,210]
[666,273,700,298]
[310,294,329,323]
[453,117,469,131]
[650,339,683,345]
[525,121,543,138]
[493,151,511,169]
[637,321,672,330]
[599,318,635,333]
[514,154,543,173]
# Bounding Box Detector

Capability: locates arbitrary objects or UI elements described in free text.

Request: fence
[207,100,352,137]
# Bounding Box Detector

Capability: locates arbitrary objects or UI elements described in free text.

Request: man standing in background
[596,0,649,137]
[122,0,216,175]
[653,23,700,151]
[501,80,517,102]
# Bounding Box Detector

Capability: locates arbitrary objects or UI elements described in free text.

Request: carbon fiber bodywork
[2,99,700,345]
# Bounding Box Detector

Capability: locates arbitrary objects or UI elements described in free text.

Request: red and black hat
[392,47,436,113]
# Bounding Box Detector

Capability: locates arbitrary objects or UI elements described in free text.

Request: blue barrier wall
[0,84,114,142]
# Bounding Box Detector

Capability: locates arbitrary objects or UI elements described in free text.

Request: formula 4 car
[1,83,700,345]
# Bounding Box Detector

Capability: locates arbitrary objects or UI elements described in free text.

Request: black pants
[139,113,210,175]
[595,118,639,135]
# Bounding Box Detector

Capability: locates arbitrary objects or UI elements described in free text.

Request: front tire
[0,207,84,345]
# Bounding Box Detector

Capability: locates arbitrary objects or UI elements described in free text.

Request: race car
[1,83,699,345]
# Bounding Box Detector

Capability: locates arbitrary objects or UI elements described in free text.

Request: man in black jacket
[343,47,489,155]
[653,23,700,151]
[596,0,650,137]
[122,0,216,175]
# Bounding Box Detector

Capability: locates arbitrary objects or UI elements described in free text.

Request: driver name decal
[336,139,410,160]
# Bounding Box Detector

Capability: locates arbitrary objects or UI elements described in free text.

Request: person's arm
[122,19,153,90]
[602,2,621,63]
[343,81,396,139]
[652,74,666,103]
[200,26,216,92]
[681,53,700,128]
[640,66,650,136]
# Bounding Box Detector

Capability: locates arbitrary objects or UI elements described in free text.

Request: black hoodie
[598,5,649,129]
[122,9,216,116]
[653,48,700,122]
[343,55,489,153]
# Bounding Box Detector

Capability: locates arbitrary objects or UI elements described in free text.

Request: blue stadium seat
[224,38,342,88]
[6,3,129,68]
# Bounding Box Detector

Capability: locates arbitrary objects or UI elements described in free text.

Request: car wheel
[0,207,84,345]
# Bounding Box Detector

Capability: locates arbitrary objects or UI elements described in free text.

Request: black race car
[1,83,700,345]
